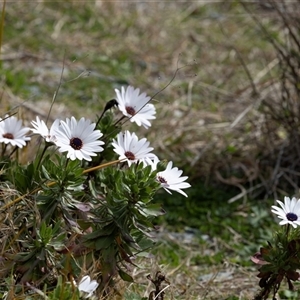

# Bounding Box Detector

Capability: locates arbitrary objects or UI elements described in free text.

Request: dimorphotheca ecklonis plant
[252,197,300,300]
[0,85,191,299]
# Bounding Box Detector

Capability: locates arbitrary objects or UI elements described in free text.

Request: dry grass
[1,1,275,129]
[2,1,277,172]
[98,231,259,300]
[1,1,300,299]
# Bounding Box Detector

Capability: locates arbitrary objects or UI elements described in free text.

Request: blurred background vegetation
[1,0,300,298]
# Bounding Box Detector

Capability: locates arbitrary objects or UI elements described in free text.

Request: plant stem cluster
[0,85,191,299]
[253,197,300,300]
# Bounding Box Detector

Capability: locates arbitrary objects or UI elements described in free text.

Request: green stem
[36,144,50,171]
[8,146,18,158]
[1,143,7,157]
[62,158,70,182]
[95,111,105,129]
[65,157,70,169]
[286,223,290,237]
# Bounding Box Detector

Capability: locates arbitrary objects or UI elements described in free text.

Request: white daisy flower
[0,115,31,148]
[271,196,300,228]
[31,116,60,143]
[54,116,104,161]
[77,275,99,298]
[115,85,156,129]
[112,131,157,166]
[156,161,191,197]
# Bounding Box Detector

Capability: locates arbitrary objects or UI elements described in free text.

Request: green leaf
[95,235,114,250]
[41,165,52,181]
[48,276,80,300]
[118,269,134,282]
[139,203,165,217]
[83,224,115,241]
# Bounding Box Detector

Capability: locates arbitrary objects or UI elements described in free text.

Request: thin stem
[36,144,50,171]
[113,115,126,127]
[65,157,70,169]
[95,99,118,128]
[95,111,105,129]
[61,158,70,183]
[46,51,66,124]
[286,223,290,237]
[1,143,7,157]
[82,159,124,174]
[8,146,18,158]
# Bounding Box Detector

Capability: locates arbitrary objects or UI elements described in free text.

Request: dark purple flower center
[157,176,167,184]
[70,137,83,150]
[3,133,14,139]
[287,212,298,222]
[125,106,136,116]
[125,151,135,160]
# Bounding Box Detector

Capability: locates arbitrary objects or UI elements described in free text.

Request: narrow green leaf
[118,269,134,282]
